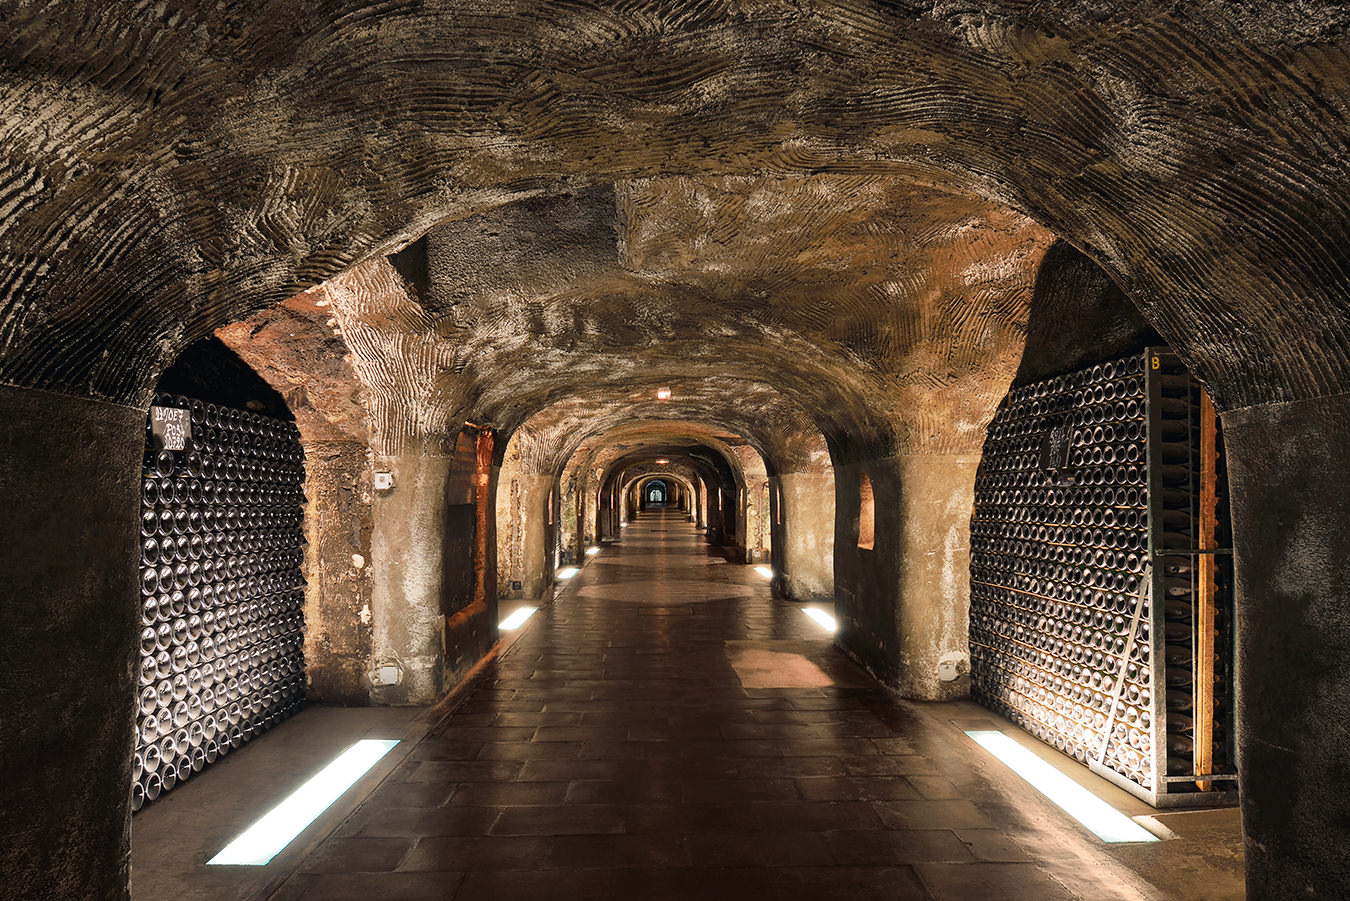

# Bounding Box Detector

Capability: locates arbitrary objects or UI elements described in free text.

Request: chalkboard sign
[1038,419,1072,475]
[150,406,192,452]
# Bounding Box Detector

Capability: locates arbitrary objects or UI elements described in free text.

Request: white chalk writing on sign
[150,406,192,452]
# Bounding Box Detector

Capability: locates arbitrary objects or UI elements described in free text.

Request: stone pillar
[776,471,836,599]
[0,385,143,900]
[517,474,554,598]
[300,440,375,704]
[1224,394,1350,899]
[834,455,978,701]
[369,451,451,704]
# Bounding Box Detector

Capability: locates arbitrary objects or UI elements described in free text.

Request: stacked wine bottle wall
[970,350,1237,805]
[133,395,306,810]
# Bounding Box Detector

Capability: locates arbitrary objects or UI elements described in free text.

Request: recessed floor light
[556,567,580,580]
[754,566,774,579]
[499,607,537,630]
[585,547,600,556]
[207,739,400,866]
[964,730,1160,843]
[801,607,837,632]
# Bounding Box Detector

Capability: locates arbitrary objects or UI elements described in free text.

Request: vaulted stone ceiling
[267,175,1050,464]
[4,1,1347,415]
[426,178,1049,460]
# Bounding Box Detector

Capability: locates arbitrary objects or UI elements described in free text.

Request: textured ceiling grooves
[414,175,1050,461]
[313,257,459,456]
[1,2,1348,412]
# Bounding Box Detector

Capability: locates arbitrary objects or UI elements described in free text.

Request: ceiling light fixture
[656,387,671,400]
[656,459,669,465]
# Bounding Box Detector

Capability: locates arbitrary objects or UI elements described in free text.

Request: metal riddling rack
[133,394,307,811]
[969,349,1237,807]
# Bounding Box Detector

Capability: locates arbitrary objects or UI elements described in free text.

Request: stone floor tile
[489,803,627,836]
[298,837,416,873]
[796,776,923,802]
[341,805,503,838]
[549,833,692,869]
[398,835,553,871]
[565,777,685,804]
[906,776,962,800]
[446,780,569,806]
[475,740,581,760]
[913,862,1075,900]
[281,872,464,900]
[685,831,835,867]
[953,829,1035,862]
[398,760,522,783]
[844,755,943,777]
[451,868,616,901]
[681,777,803,803]
[367,781,459,808]
[827,829,976,865]
[872,799,998,831]
[610,865,930,901]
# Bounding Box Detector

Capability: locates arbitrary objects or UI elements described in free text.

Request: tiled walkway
[272,510,1166,900]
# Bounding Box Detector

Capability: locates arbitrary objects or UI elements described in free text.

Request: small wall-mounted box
[370,660,403,686]
[938,654,966,683]
[373,471,395,491]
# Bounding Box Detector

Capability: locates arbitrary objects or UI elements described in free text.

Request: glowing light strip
[207,739,400,866]
[499,606,537,630]
[801,607,837,632]
[556,567,580,580]
[754,566,774,579]
[964,731,1159,843]
[585,547,600,556]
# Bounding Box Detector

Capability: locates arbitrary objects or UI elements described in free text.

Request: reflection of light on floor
[207,740,400,866]
[726,643,835,688]
[499,606,537,630]
[801,607,837,632]
[585,547,600,556]
[964,731,1160,843]
[556,567,580,580]
[754,566,773,579]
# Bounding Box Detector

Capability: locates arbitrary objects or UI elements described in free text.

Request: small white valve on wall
[938,653,968,683]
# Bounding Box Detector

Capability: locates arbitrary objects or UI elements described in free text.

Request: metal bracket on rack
[1096,561,1153,765]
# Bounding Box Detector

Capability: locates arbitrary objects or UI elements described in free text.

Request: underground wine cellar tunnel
[3,6,1350,900]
